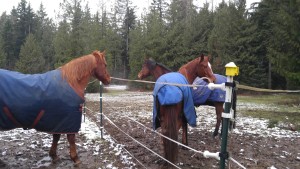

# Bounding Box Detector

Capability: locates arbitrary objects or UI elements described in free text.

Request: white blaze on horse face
[208,62,214,74]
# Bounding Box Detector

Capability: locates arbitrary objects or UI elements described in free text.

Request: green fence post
[99,81,103,139]
[220,62,239,169]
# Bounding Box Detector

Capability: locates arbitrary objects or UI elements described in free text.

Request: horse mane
[60,53,96,86]
[156,62,173,72]
[148,58,173,72]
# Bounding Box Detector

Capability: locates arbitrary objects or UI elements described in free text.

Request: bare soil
[0,91,299,169]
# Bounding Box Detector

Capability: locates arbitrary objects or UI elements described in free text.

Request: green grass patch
[237,93,300,131]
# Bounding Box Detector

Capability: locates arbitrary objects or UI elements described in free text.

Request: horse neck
[61,55,94,98]
[152,66,171,80]
[178,62,198,84]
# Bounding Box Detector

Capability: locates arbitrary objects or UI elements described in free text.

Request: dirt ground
[0,91,299,169]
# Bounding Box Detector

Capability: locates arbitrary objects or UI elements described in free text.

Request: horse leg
[0,159,6,168]
[213,102,224,137]
[67,134,81,165]
[181,117,188,146]
[49,134,61,162]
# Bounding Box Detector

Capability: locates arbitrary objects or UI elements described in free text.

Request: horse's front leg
[67,134,81,165]
[213,102,224,137]
[49,134,61,162]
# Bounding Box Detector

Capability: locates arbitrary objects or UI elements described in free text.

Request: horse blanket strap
[192,74,226,106]
[30,110,45,129]
[2,107,22,128]
[152,72,196,130]
[3,107,46,130]
[0,69,84,133]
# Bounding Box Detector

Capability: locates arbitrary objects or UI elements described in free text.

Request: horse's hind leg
[0,159,6,168]
[49,134,61,162]
[213,102,224,138]
[181,118,188,146]
[67,134,81,165]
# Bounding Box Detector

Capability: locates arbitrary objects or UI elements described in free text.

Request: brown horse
[138,58,236,138]
[0,50,111,166]
[138,55,216,165]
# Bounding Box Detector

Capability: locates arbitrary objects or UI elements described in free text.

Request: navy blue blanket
[192,74,226,106]
[0,69,84,133]
[153,72,196,130]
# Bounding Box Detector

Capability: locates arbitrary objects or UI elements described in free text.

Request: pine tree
[35,3,56,70]
[15,33,44,73]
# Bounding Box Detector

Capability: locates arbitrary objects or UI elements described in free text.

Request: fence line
[237,84,300,93]
[111,77,207,88]
[102,113,181,169]
[111,76,300,93]
[84,107,148,168]
[122,108,246,168]
[84,77,253,168]
[124,115,204,154]
[84,102,246,169]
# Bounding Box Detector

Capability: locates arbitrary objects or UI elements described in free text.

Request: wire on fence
[111,76,300,93]
[102,113,181,169]
[83,107,148,169]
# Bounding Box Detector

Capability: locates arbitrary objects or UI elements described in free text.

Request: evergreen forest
[0,0,299,91]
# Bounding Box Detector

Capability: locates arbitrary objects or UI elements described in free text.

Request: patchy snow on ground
[86,92,300,139]
[2,91,298,168]
[0,115,136,169]
[79,117,136,167]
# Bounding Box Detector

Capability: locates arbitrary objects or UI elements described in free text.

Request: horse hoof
[51,156,60,163]
[73,160,81,167]
[0,161,6,168]
[212,133,217,138]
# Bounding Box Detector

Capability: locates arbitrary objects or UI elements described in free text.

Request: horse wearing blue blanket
[139,55,216,165]
[192,74,237,137]
[0,51,111,166]
[138,58,237,138]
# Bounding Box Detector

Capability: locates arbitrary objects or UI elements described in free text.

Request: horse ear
[93,50,100,57]
[92,51,103,62]
[149,57,155,62]
[199,54,204,62]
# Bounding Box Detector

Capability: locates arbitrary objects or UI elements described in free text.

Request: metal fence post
[99,81,103,139]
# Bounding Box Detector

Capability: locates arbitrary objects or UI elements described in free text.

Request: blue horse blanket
[0,69,84,133]
[153,72,196,130]
[192,74,226,106]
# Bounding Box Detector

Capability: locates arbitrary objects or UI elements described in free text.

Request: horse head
[138,58,156,79]
[197,54,216,83]
[92,50,111,85]
[179,54,216,84]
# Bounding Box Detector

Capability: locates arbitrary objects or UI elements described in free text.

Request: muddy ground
[0,91,299,169]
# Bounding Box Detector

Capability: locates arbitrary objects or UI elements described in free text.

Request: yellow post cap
[225,62,239,76]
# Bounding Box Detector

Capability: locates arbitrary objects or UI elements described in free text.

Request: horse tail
[160,103,181,165]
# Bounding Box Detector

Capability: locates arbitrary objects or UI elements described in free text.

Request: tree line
[0,0,299,91]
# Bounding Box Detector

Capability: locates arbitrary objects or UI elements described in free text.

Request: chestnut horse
[138,58,237,138]
[139,55,216,165]
[0,50,111,166]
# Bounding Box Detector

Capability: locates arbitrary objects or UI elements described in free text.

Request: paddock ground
[0,91,299,169]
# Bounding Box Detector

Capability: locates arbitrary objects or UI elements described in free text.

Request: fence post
[220,62,239,169]
[83,88,86,122]
[99,81,103,139]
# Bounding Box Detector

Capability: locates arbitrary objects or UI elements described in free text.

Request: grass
[237,93,300,131]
